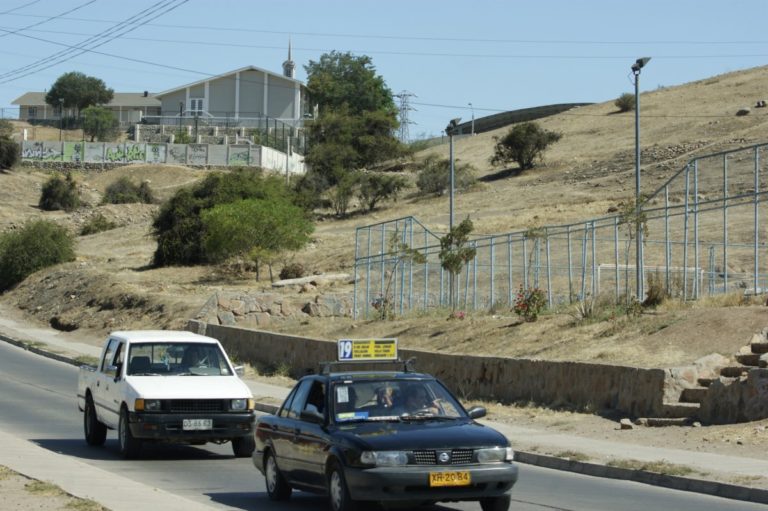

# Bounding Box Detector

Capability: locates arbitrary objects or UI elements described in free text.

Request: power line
[0,0,189,84]
[0,0,96,41]
[5,12,768,46]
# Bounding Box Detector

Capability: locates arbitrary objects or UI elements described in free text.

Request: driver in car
[403,385,441,415]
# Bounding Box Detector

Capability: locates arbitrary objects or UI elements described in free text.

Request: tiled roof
[12,92,160,107]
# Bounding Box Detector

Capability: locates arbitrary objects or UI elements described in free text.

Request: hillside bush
[513,286,547,322]
[103,176,154,204]
[416,154,475,196]
[615,93,635,112]
[152,168,300,266]
[39,173,80,212]
[0,137,19,170]
[0,220,75,291]
[279,262,305,280]
[358,172,407,212]
[0,119,14,138]
[490,121,561,171]
[80,213,117,235]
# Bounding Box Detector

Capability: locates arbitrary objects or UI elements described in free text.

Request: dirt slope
[2,66,768,369]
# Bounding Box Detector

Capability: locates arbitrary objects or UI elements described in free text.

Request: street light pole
[632,57,651,301]
[468,102,475,135]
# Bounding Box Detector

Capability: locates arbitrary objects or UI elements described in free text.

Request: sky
[1,0,767,138]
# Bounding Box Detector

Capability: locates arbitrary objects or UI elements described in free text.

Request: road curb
[514,451,768,505]
[1,332,766,506]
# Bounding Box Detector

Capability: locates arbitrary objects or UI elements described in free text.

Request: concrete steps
[751,342,768,354]
[735,353,761,366]
[721,366,749,378]
[661,401,700,419]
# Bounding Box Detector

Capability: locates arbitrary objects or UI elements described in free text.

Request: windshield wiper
[399,414,458,421]
[131,372,162,376]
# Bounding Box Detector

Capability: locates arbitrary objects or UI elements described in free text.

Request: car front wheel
[83,396,107,446]
[480,494,511,511]
[264,451,292,501]
[118,407,142,459]
[231,435,255,458]
[328,462,356,511]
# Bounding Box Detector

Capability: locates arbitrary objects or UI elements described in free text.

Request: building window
[190,98,203,115]
[28,107,37,119]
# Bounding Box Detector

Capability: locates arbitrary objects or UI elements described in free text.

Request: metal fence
[353,143,768,319]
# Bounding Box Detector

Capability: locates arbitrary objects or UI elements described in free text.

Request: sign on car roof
[337,338,398,361]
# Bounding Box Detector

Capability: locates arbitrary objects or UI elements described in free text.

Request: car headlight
[360,451,409,467]
[135,399,161,412]
[476,447,514,463]
[230,399,247,411]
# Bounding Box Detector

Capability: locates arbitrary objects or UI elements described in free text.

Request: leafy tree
[152,168,298,266]
[303,52,404,197]
[0,119,13,138]
[45,71,114,115]
[416,154,475,196]
[0,220,75,291]
[305,51,396,116]
[490,121,562,171]
[358,172,407,212]
[615,92,635,112]
[82,105,119,141]
[329,169,359,217]
[39,173,80,212]
[201,197,313,281]
[439,217,477,309]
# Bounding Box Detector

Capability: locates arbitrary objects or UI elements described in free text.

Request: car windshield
[126,342,232,376]
[331,379,465,423]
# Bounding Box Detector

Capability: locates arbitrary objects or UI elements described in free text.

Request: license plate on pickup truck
[183,419,212,431]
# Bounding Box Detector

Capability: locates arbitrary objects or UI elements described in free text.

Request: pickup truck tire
[231,435,255,458]
[118,407,142,459]
[84,396,107,446]
[480,495,511,511]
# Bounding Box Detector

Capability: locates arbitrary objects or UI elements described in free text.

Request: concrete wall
[187,320,667,417]
[20,140,304,174]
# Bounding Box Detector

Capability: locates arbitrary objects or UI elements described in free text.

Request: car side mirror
[466,406,487,419]
[300,406,325,424]
[234,365,245,377]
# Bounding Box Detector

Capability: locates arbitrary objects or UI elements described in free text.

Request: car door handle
[96,381,100,387]
[293,428,301,436]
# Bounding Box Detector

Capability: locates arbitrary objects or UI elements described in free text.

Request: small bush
[0,119,14,138]
[39,173,80,211]
[643,272,668,308]
[279,262,305,280]
[0,137,19,170]
[513,286,547,322]
[103,176,154,204]
[416,154,475,196]
[615,93,635,112]
[175,130,191,144]
[80,213,117,235]
[0,220,75,291]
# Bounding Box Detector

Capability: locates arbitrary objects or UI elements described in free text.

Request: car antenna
[404,357,417,373]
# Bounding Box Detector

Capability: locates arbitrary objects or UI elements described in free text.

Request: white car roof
[108,330,220,344]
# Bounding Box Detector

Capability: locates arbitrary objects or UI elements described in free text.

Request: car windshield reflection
[332,379,466,423]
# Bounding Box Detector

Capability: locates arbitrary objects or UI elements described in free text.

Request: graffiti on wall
[63,142,84,163]
[147,144,166,163]
[22,141,62,161]
[105,144,146,163]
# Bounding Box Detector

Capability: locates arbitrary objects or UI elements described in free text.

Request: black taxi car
[252,339,518,511]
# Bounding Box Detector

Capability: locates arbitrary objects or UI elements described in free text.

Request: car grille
[411,449,474,465]
[167,399,225,413]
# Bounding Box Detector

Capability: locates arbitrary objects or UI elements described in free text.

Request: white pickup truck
[77,330,256,459]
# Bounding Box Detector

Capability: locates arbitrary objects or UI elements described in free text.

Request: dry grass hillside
[2,66,768,369]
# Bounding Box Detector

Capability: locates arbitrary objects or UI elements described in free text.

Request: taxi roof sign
[337,338,398,362]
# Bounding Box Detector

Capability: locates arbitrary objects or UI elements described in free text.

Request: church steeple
[282,38,295,78]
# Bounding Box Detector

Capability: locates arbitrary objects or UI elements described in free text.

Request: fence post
[723,153,728,293]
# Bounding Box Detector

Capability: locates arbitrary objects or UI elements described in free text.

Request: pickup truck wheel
[118,408,142,459]
[264,451,292,500]
[231,435,255,458]
[480,495,511,511]
[84,396,107,446]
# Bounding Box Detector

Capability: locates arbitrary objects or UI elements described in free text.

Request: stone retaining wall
[187,320,667,417]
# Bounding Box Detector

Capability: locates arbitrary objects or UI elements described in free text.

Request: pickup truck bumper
[128,411,254,442]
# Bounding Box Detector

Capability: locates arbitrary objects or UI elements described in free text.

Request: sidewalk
[0,309,766,506]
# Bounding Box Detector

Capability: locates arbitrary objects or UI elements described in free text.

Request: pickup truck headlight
[230,398,254,411]
[134,399,161,412]
[360,451,408,467]
[476,447,514,463]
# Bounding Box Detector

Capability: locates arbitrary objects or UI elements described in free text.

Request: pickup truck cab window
[127,342,232,376]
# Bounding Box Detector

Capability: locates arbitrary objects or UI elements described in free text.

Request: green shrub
[39,173,80,211]
[103,176,154,204]
[490,121,562,171]
[416,154,475,196]
[0,137,19,170]
[174,130,191,144]
[279,262,305,280]
[80,213,117,235]
[0,220,75,291]
[0,119,14,139]
[513,286,547,322]
[615,93,635,112]
[358,172,407,212]
[152,168,300,266]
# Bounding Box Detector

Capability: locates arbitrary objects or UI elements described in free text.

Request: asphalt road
[0,341,764,511]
